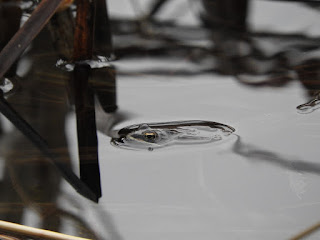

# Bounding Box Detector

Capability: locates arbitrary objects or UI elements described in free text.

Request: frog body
[111,120,235,151]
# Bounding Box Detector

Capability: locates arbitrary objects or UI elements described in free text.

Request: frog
[111,120,235,151]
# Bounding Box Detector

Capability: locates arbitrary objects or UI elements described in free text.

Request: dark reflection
[233,136,320,175]
[0,29,70,232]
[0,1,121,239]
[201,0,249,32]
[0,22,98,238]
[110,0,320,105]
[295,59,320,96]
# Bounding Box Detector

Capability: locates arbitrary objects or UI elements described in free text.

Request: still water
[0,0,320,240]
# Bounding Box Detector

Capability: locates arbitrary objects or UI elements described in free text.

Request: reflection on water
[0,20,100,239]
[0,78,14,95]
[233,136,320,176]
[111,120,235,151]
[111,1,320,113]
[297,92,320,114]
[0,1,119,239]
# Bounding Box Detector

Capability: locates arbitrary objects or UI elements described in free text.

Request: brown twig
[0,0,22,78]
[290,222,320,240]
[73,0,94,61]
[0,94,98,202]
[93,0,113,56]
[0,0,100,203]
[91,0,117,113]
[0,220,91,240]
[0,0,64,80]
[72,0,102,199]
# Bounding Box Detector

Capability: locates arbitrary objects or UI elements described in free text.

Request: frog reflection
[111,120,235,151]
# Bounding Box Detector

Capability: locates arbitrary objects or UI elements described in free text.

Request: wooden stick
[290,222,320,240]
[0,220,91,240]
[0,0,22,78]
[73,0,94,61]
[0,94,98,202]
[0,0,64,80]
[72,0,102,199]
[0,233,19,240]
[0,0,99,202]
[147,0,169,18]
[93,0,112,56]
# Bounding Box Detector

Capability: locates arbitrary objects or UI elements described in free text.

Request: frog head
[111,124,179,151]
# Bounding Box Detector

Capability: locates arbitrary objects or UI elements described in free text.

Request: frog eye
[143,131,158,142]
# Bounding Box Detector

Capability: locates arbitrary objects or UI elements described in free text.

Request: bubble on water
[20,1,35,10]
[297,94,320,114]
[111,120,235,151]
[0,78,14,94]
[56,55,112,72]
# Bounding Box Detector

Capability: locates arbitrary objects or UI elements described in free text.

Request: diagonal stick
[0,94,98,202]
[0,220,91,240]
[0,0,64,80]
[71,0,102,199]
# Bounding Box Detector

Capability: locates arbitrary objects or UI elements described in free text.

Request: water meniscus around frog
[111,120,235,151]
